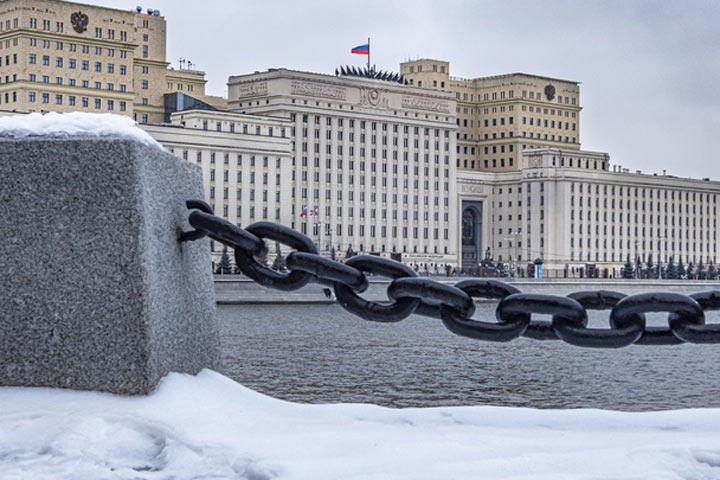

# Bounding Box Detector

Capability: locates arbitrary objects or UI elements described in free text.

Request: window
[141,80,148,89]
[107,100,114,110]
[28,92,36,102]
[142,45,148,58]
[56,57,63,67]
[69,96,75,106]
[120,65,126,75]
[82,97,88,108]
[119,101,126,112]
[69,58,76,69]
[82,60,89,71]
[141,114,148,124]
[42,55,49,66]
[94,98,101,109]
[95,62,102,72]
[29,54,36,64]
[42,93,49,103]
[107,64,114,73]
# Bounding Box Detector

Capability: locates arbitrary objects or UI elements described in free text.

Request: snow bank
[0,112,161,147]
[1,370,720,479]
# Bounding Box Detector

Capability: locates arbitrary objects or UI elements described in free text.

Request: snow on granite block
[0,128,220,395]
[0,111,161,147]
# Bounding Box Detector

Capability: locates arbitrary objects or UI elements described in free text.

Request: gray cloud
[81,0,720,179]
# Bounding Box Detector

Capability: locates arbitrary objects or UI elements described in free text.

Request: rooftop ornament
[335,65,407,85]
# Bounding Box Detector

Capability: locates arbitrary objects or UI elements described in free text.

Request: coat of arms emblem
[544,84,556,101]
[71,11,89,33]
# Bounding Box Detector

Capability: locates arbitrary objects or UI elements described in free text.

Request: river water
[217,301,720,411]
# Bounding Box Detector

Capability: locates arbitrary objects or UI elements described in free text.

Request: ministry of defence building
[2,0,720,276]
[460,149,720,278]
[226,69,458,267]
[400,58,581,174]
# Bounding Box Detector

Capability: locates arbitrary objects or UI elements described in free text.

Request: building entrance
[461,201,483,273]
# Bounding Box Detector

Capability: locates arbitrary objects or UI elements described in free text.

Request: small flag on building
[299,206,308,217]
[309,207,319,216]
[351,43,369,55]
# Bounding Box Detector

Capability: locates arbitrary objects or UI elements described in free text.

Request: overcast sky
[81,0,719,179]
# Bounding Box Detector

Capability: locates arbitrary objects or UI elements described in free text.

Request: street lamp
[504,233,518,280]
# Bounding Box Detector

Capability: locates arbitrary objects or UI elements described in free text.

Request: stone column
[0,136,221,395]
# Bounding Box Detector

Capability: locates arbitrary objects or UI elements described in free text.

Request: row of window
[27,54,128,74]
[205,167,449,193]
[519,133,576,143]
[24,18,128,41]
[460,158,516,169]
[569,183,718,202]
[26,91,126,111]
[301,222,449,242]
[199,120,285,137]
[21,38,130,59]
[570,197,716,214]
[26,74,129,92]
[567,253,715,264]
[568,239,716,255]
[297,128,448,148]
[292,114,452,138]
[182,152,283,167]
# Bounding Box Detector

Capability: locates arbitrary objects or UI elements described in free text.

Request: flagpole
[367,37,370,72]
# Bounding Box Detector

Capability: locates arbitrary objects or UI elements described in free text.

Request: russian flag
[351,43,369,55]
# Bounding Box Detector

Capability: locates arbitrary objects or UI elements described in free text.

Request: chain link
[182,203,720,348]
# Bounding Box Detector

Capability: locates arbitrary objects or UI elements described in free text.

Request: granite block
[0,136,221,395]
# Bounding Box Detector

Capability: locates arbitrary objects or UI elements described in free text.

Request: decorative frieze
[291,81,346,100]
[234,82,268,98]
[401,96,450,113]
[459,182,485,194]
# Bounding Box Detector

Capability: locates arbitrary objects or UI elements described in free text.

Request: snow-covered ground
[1,371,720,479]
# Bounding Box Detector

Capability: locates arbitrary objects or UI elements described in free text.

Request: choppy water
[218,302,720,411]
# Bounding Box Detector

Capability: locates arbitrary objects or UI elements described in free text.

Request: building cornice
[228,69,456,103]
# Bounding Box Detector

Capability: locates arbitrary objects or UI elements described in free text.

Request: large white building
[458,148,720,277]
[140,110,293,261]
[225,68,459,268]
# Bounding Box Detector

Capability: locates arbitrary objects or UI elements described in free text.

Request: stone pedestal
[0,136,220,395]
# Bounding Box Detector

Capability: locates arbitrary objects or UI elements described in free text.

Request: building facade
[227,68,459,268]
[141,110,294,262]
[400,59,581,174]
[458,148,720,277]
[0,0,224,123]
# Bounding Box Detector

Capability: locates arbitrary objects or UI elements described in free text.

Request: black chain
[181,202,720,348]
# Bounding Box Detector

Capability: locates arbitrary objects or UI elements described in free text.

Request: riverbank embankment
[214,276,720,304]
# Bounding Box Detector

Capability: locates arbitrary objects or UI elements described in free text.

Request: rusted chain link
[181,202,720,348]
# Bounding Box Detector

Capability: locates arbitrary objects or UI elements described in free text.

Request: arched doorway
[461,201,483,272]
